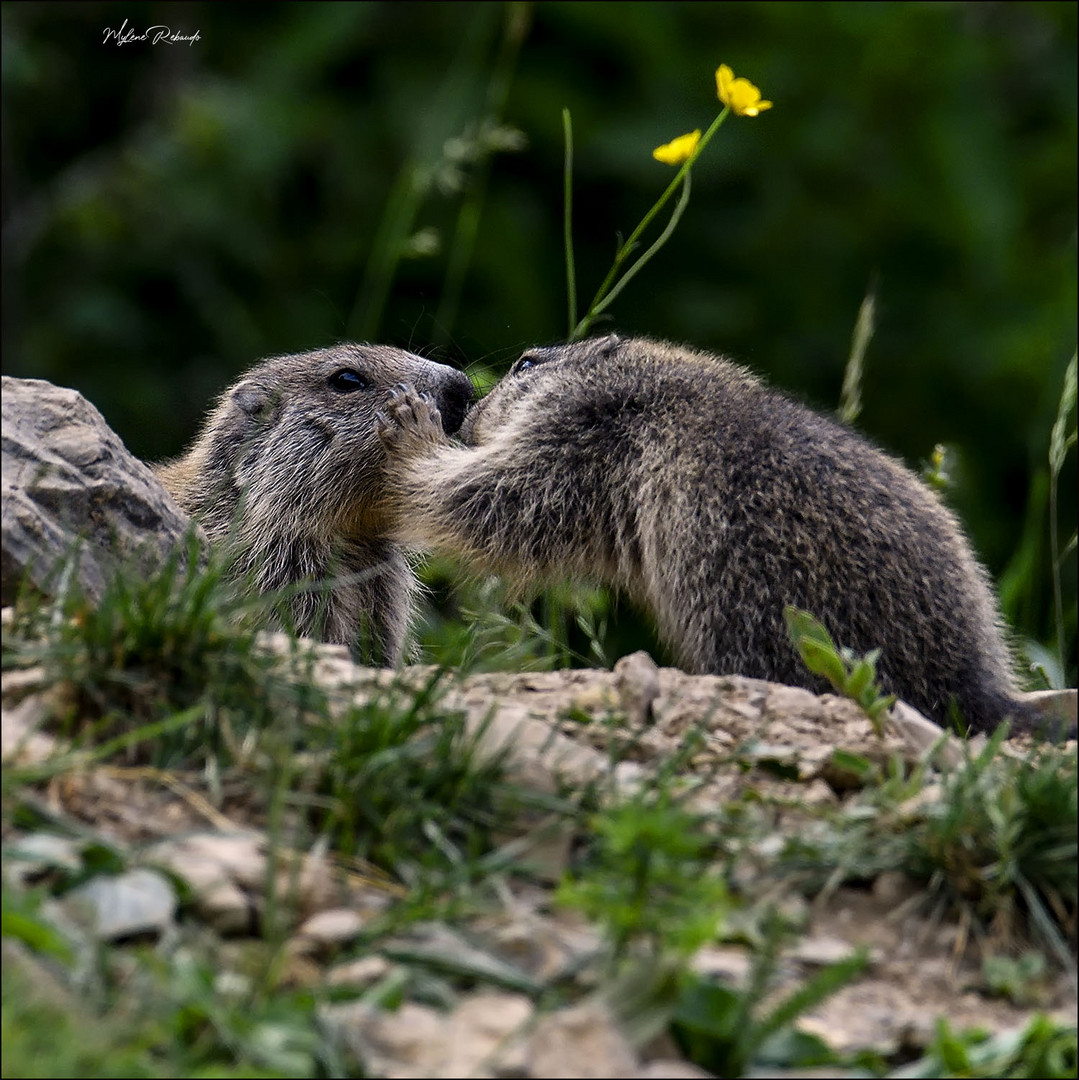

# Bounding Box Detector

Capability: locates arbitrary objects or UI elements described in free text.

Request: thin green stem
[563,108,578,338]
[1050,471,1063,677]
[585,171,691,325]
[348,168,426,341]
[1048,353,1077,680]
[346,7,496,340]
[579,106,730,330]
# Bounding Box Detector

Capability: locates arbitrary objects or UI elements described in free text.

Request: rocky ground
[4,633,1076,1077]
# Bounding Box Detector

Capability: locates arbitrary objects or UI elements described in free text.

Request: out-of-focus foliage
[2,1,1075,681]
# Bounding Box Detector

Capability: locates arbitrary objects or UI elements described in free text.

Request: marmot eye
[329,369,371,393]
[512,351,546,376]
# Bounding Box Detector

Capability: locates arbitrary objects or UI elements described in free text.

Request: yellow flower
[715,63,772,117]
[652,129,701,165]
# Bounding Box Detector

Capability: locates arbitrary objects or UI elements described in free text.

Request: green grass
[4,532,287,771]
[766,734,1077,967]
[2,548,527,1075]
[893,1015,1077,1079]
[904,733,1077,964]
[300,672,518,874]
[784,605,896,734]
[556,788,729,962]
[671,921,871,1078]
[1,924,333,1078]
[414,559,618,672]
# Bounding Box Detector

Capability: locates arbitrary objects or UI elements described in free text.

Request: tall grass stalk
[434,2,530,344]
[347,6,499,340]
[1048,353,1077,680]
[563,107,577,337]
[839,285,876,424]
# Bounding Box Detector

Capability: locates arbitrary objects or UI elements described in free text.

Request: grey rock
[145,832,261,934]
[788,934,876,968]
[1,695,59,765]
[66,867,177,940]
[637,1062,714,1079]
[440,991,533,1077]
[614,650,661,727]
[294,907,369,953]
[326,955,393,989]
[5,832,84,883]
[320,992,533,1078]
[1023,688,1078,736]
[145,830,343,931]
[1,376,196,605]
[320,1000,446,1078]
[527,1000,639,1079]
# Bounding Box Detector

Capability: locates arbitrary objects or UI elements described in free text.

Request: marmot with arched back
[378,334,1036,732]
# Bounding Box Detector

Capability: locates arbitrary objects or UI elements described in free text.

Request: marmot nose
[437,372,474,435]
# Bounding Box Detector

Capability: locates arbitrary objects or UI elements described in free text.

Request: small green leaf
[828,749,877,781]
[783,606,837,652]
[1,908,74,963]
[797,640,847,689]
[845,658,876,700]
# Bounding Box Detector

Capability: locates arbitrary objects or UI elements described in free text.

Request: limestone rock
[527,999,639,1078]
[65,868,177,941]
[321,1000,446,1078]
[321,991,534,1078]
[145,832,262,934]
[614,649,661,726]
[294,907,369,954]
[1,376,196,605]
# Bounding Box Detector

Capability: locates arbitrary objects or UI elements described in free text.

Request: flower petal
[652,129,701,165]
[715,64,734,104]
[715,63,771,117]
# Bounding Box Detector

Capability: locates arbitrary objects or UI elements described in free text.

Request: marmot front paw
[377,383,446,456]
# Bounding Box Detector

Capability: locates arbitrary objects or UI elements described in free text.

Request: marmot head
[205,343,473,534]
[460,335,624,442]
[458,334,754,444]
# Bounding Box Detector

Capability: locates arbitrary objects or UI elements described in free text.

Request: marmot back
[155,343,472,663]
[379,334,1032,733]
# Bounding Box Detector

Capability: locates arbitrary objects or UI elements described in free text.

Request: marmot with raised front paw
[378,334,1035,732]
[155,344,472,663]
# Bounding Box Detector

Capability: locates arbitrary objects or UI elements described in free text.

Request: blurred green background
[2,1,1075,683]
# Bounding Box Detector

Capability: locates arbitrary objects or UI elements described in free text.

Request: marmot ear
[596,334,622,359]
[231,380,275,420]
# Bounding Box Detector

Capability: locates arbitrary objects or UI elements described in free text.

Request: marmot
[377,334,1034,733]
[155,343,473,663]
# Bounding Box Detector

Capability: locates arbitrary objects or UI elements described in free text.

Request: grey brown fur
[155,344,472,663]
[378,334,1033,733]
